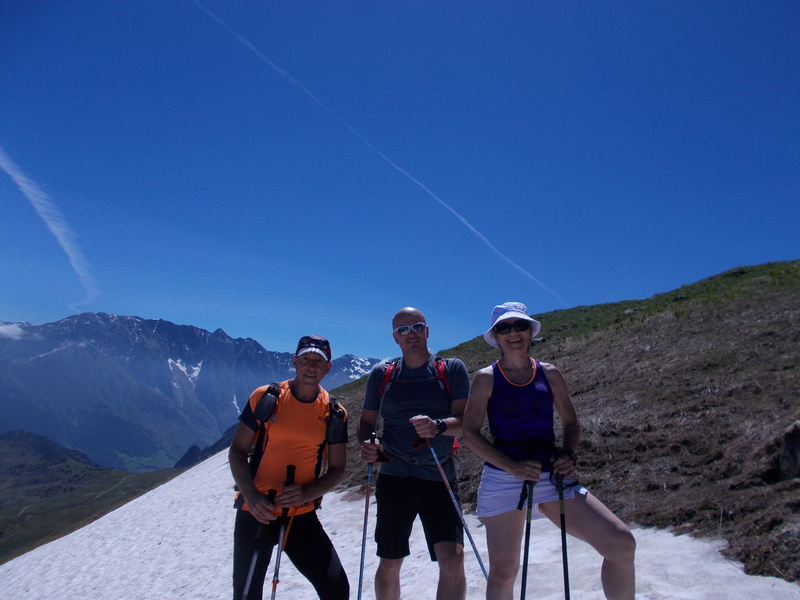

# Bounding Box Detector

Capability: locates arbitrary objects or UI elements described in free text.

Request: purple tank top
[486,360,556,463]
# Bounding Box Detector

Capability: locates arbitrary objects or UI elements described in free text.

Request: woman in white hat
[463,302,635,600]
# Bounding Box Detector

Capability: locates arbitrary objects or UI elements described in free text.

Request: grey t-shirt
[363,355,469,481]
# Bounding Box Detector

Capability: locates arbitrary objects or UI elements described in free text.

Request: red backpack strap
[378,358,401,398]
[433,356,451,396]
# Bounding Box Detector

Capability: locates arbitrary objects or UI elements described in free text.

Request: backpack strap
[430,357,460,453]
[378,357,402,398]
[325,396,347,443]
[433,356,451,397]
[369,359,402,464]
[248,382,281,479]
[376,357,402,422]
[253,382,281,422]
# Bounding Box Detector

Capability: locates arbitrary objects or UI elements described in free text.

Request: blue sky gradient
[2,1,798,360]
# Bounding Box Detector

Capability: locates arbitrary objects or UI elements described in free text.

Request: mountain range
[0,313,379,471]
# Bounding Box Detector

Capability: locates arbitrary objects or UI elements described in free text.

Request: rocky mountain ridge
[0,313,379,471]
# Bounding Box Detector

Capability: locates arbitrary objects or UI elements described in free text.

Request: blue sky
[2,1,798,361]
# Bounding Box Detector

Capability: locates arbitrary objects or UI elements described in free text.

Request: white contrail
[193,1,567,307]
[0,145,99,306]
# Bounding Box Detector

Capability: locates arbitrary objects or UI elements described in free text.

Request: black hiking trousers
[233,508,349,600]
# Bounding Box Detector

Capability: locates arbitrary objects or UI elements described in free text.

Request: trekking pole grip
[282,465,296,517]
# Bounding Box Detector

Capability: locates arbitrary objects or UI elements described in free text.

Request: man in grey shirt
[359,307,470,600]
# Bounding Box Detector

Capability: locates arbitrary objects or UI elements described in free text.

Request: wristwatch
[435,419,448,436]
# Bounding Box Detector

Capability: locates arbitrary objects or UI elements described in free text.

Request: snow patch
[28,341,77,360]
[1,451,798,599]
[335,355,380,381]
[168,358,202,384]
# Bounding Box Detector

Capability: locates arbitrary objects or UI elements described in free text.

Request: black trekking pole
[425,439,488,580]
[357,434,377,600]
[270,465,296,600]
[241,487,279,600]
[518,480,536,600]
[556,475,571,600]
[241,519,267,600]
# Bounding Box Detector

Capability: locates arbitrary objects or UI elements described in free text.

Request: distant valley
[0,313,379,471]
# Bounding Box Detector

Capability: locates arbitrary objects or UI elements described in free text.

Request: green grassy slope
[0,431,181,564]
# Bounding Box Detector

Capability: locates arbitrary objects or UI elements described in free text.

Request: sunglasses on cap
[393,322,427,336]
[295,335,332,360]
[493,320,532,335]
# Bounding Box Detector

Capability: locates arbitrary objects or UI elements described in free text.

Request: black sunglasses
[493,320,532,335]
[393,322,427,336]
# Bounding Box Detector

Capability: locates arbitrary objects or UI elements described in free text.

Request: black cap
[295,335,332,362]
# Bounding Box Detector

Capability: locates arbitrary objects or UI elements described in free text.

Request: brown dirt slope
[333,260,800,583]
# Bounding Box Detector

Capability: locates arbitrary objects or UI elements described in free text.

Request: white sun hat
[483,301,542,348]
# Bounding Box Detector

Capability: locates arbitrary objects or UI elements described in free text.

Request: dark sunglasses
[393,322,427,336]
[493,320,532,335]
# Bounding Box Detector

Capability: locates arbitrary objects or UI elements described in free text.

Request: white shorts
[476,464,588,519]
